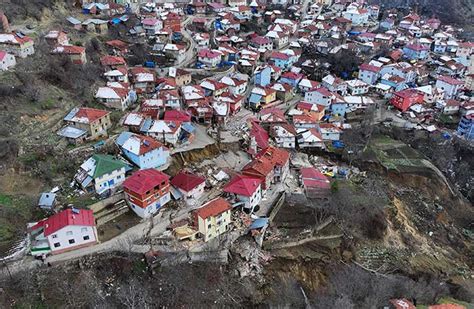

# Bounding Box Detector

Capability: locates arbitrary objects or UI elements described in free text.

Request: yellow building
[193,198,232,242]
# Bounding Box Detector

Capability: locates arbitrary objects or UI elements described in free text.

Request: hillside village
[0,0,473,307]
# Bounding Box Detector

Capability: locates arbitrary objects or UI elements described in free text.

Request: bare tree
[117,278,151,309]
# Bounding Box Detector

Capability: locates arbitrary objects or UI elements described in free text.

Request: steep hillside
[371,0,474,27]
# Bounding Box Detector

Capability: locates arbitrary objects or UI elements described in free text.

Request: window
[66,231,73,236]
[69,239,75,244]
[54,242,61,248]
[83,235,90,241]
[207,224,211,229]
[52,234,58,239]
[81,227,88,233]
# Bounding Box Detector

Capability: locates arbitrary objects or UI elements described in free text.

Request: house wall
[47,225,98,254]
[263,92,277,104]
[0,53,16,70]
[305,91,332,106]
[298,135,324,148]
[199,55,221,68]
[179,182,205,201]
[457,116,473,140]
[358,70,378,85]
[176,74,192,86]
[94,167,126,194]
[255,68,272,87]
[435,80,461,99]
[349,85,369,95]
[272,58,289,69]
[0,41,34,58]
[149,128,180,145]
[128,192,171,218]
[238,184,262,213]
[138,148,169,169]
[321,131,340,141]
[197,209,231,242]
[89,114,112,139]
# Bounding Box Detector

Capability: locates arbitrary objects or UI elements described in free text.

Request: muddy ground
[1,133,473,308]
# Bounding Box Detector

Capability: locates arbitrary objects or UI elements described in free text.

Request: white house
[164,43,187,64]
[223,174,262,213]
[379,63,417,84]
[28,208,98,256]
[95,86,134,111]
[297,128,324,149]
[145,120,182,146]
[298,78,320,93]
[74,154,127,195]
[170,171,206,203]
[358,63,381,85]
[347,79,370,95]
[322,74,347,95]
[435,75,464,99]
[319,124,342,141]
[0,50,16,70]
[0,33,35,58]
[343,6,369,26]
[304,87,335,106]
[270,123,297,149]
[198,49,222,68]
[220,76,247,95]
[142,18,163,36]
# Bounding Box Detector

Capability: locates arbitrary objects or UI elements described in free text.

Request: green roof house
[74,154,128,195]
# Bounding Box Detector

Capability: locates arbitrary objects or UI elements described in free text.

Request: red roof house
[193,197,232,241]
[390,89,424,112]
[248,120,269,156]
[224,174,262,197]
[100,55,127,68]
[164,110,192,122]
[170,171,206,201]
[28,208,97,255]
[123,169,171,218]
[242,146,290,190]
[300,167,330,198]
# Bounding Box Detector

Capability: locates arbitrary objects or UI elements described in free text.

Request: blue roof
[181,122,196,133]
[249,217,269,230]
[170,186,183,200]
[38,193,56,207]
[249,93,262,104]
[116,131,133,147]
[140,118,153,132]
[64,107,79,121]
[57,126,87,139]
[67,16,81,25]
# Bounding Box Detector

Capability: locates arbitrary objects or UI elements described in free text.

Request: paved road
[177,16,196,68]
[1,205,195,278]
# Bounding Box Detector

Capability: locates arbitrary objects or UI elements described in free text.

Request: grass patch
[0,193,36,243]
[40,97,57,110]
[368,136,432,173]
[437,297,471,307]
[438,113,460,124]
[0,194,13,206]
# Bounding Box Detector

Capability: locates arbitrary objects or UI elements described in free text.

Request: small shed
[38,193,57,210]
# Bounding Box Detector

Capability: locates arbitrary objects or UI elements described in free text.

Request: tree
[117,278,151,309]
